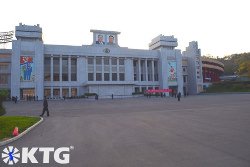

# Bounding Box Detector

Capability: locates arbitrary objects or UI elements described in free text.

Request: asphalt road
[1,94,250,167]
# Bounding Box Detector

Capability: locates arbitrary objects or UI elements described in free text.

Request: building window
[71,57,77,81]
[62,57,68,81]
[111,58,117,65]
[183,76,187,83]
[88,58,94,65]
[141,87,146,93]
[88,73,94,81]
[96,57,102,65]
[134,87,140,93]
[44,88,50,97]
[112,73,117,81]
[71,88,77,96]
[119,73,125,81]
[53,88,60,97]
[119,58,124,65]
[154,61,158,81]
[62,88,69,97]
[133,60,139,81]
[104,57,109,65]
[96,73,102,81]
[44,57,51,81]
[53,57,60,81]
[0,74,8,84]
[104,73,109,81]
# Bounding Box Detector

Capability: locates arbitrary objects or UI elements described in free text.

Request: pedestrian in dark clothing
[111,94,114,99]
[40,96,49,117]
[14,96,17,103]
[177,92,181,101]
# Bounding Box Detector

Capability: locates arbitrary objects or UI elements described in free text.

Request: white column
[117,57,119,81]
[59,55,62,98]
[68,56,71,81]
[59,55,62,82]
[152,60,155,82]
[94,57,96,81]
[109,57,112,81]
[145,59,148,81]
[101,57,104,81]
[138,59,141,81]
[50,55,53,98]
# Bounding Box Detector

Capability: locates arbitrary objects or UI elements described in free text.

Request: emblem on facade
[103,48,110,53]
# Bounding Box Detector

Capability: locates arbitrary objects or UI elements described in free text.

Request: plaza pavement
[0,94,250,167]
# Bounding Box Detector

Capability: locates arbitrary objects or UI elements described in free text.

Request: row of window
[133,60,159,81]
[44,87,78,97]
[88,73,125,81]
[44,57,77,81]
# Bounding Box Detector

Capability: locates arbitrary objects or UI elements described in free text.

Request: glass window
[71,58,77,81]
[96,73,102,81]
[112,73,117,81]
[53,57,60,81]
[53,88,60,97]
[96,57,102,65]
[71,88,77,96]
[0,74,8,84]
[119,58,124,65]
[88,58,94,65]
[104,73,109,81]
[119,73,125,81]
[44,89,51,97]
[104,58,109,65]
[135,87,140,93]
[62,88,69,97]
[88,73,94,81]
[62,58,68,81]
[111,58,117,65]
[44,57,51,81]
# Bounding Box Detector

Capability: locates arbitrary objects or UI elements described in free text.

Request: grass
[205,81,250,93]
[0,116,40,141]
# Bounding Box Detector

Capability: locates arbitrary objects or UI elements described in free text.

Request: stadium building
[0,23,209,100]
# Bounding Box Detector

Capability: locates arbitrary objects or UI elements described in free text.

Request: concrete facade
[0,23,203,100]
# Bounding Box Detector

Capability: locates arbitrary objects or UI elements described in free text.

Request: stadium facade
[0,23,207,100]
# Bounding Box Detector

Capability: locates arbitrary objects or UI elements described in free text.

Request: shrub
[84,93,97,97]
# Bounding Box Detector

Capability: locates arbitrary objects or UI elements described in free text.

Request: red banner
[145,89,172,93]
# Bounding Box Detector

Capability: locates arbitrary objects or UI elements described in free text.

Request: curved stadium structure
[202,57,224,83]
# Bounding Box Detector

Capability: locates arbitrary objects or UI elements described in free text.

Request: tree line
[205,52,250,77]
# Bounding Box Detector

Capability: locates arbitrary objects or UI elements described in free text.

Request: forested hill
[214,52,250,76]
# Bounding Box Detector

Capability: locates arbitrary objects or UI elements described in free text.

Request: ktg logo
[1,146,73,165]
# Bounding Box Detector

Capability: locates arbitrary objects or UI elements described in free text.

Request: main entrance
[20,88,35,100]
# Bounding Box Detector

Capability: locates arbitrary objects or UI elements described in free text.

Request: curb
[0,117,44,146]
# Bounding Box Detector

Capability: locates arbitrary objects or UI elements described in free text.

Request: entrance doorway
[20,88,35,100]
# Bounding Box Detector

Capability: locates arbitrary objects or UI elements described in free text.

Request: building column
[109,57,112,81]
[50,55,53,98]
[152,59,155,82]
[94,57,96,81]
[145,59,148,81]
[117,57,119,81]
[69,87,71,97]
[101,57,104,81]
[59,55,62,82]
[68,56,71,81]
[138,59,141,81]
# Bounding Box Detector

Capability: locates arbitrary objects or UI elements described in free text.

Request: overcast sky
[1,0,249,57]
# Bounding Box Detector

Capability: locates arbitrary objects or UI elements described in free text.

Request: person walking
[177,92,181,101]
[40,96,49,117]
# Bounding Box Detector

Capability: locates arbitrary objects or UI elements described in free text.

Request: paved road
[1,94,250,167]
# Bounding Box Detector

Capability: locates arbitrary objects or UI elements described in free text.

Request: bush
[0,89,8,116]
[132,92,144,95]
[0,106,6,116]
[84,93,97,97]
